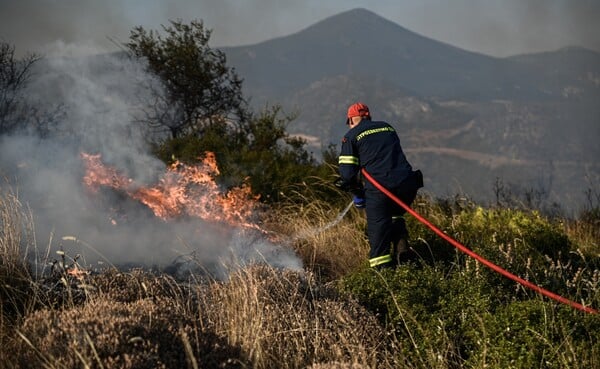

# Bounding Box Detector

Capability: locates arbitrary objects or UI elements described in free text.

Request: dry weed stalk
[0,188,39,366]
[563,219,599,258]
[0,187,34,280]
[1,189,37,335]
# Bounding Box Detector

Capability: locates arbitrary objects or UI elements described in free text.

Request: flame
[81,152,262,231]
[67,266,89,280]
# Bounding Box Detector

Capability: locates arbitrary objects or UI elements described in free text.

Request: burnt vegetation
[1,15,599,369]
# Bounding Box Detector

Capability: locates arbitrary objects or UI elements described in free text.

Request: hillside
[221,8,600,213]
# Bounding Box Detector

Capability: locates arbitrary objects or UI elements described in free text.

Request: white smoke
[0,42,302,278]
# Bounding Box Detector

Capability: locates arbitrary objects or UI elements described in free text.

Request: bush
[339,196,600,368]
[155,106,331,204]
[127,19,246,139]
[466,301,600,369]
[405,197,597,304]
[339,264,492,367]
[564,203,600,258]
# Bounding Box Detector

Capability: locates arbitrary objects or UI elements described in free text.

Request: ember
[66,266,89,280]
[81,152,263,231]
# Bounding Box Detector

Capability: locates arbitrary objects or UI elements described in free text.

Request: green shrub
[466,301,600,369]
[406,198,597,305]
[339,195,599,368]
[339,263,494,367]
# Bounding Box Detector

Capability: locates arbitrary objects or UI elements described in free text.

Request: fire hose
[290,200,354,242]
[361,168,598,314]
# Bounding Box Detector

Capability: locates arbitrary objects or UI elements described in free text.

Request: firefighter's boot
[394,237,413,265]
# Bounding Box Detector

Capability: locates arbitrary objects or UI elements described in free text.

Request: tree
[155,105,336,203]
[126,20,247,139]
[127,20,334,203]
[0,42,40,134]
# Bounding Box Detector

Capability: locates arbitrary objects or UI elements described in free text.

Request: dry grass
[9,266,248,369]
[198,265,395,369]
[0,183,400,369]
[90,268,188,303]
[14,296,246,369]
[0,187,35,308]
[563,217,599,258]
[6,265,400,369]
[0,186,38,364]
[306,363,370,369]
[264,180,370,280]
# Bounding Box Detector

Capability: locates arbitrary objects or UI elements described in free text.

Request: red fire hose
[361,168,598,314]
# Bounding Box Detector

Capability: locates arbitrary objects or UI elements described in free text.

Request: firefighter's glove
[353,195,366,209]
[334,177,348,191]
[334,177,363,193]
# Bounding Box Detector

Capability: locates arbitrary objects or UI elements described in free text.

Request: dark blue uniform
[339,119,420,268]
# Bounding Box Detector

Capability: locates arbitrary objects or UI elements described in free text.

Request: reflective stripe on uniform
[369,254,392,267]
[356,126,395,141]
[339,155,359,165]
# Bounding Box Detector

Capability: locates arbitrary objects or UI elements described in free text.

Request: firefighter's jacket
[338,119,413,191]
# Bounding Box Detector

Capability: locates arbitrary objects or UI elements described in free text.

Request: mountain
[507,46,600,101]
[221,8,600,213]
[223,8,599,102]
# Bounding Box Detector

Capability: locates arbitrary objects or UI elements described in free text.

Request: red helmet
[346,102,370,125]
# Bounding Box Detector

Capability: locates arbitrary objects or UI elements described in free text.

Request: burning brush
[38,248,96,307]
[81,151,262,230]
[78,151,301,278]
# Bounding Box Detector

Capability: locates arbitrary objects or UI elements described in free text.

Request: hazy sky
[1,0,599,57]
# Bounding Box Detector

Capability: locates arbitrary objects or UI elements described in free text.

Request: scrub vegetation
[1,185,598,369]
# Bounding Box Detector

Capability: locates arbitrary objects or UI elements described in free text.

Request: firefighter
[336,102,423,269]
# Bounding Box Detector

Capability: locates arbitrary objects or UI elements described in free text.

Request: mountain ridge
[222,8,600,103]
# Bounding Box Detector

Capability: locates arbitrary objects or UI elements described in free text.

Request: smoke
[0,43,302,277]
[0,0,319,56]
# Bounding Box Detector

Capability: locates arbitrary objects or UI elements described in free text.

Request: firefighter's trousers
[365,173,420,268]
